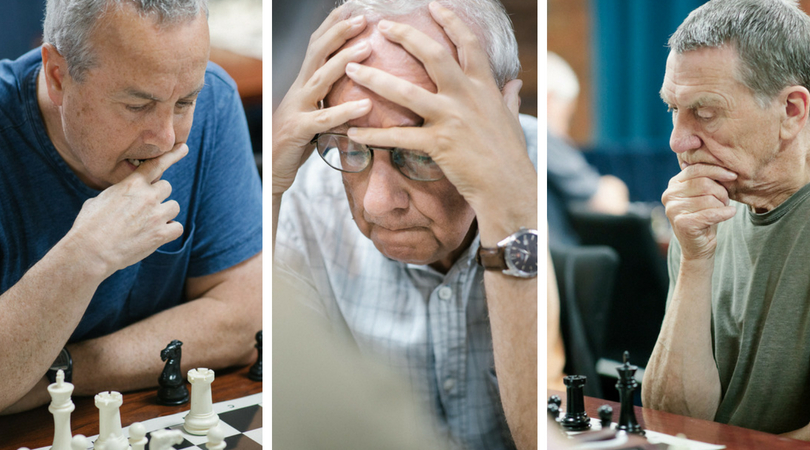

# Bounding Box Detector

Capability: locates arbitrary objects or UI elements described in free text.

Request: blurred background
[0,0,263,177]
[547,0,810,404]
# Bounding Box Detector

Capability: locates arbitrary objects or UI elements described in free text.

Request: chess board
[557,416,725,450]
[33,393,262,450]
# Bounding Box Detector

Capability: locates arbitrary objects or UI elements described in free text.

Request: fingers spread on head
[306,99,372,137]
[376,19,459,90]
[306,41,372,102]
[301,14,368,82]
[427,2,489,80]
[347,126,430,154]
[344,63,437,118]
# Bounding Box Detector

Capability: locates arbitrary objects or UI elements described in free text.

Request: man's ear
[780,85,810,140]
[41,43,68,107]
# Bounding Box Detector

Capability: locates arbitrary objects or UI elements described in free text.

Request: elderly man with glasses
[272,1,537,449]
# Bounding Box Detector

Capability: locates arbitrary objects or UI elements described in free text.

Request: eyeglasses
[311,133,445,182]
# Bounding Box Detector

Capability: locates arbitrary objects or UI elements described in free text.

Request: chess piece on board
[184,368,220,435]
[206,423,227,450]
[128,422,148,450]
[560,375,591,431]
[149,429,184,450]
[615,351,645,435]
[598,404,613,430]
[248,330,262,381]
[47,369,75,450]
[157,340,189,405]
[94,391,128,450]
[70,435,89,450]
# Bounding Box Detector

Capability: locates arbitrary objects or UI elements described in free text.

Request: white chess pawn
[48,370,75,450]
[183,368,220,435]
[70,435,89,450]
[94,391,128,450]
[206,423,226,450]
[149,429,184,450]
[128,422,149,450]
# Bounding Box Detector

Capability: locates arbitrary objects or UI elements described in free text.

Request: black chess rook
[560,375,591,431]
[615,351,644,435]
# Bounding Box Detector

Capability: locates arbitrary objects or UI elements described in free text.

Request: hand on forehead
[324,11,460,127]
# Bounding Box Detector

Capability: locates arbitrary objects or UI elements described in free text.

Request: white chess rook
[183,368,220,435]
[47,369,75,450]
[94,391,128,449]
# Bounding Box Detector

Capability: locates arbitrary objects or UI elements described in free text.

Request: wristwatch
[46,347,73,384]
[477,227,539,278]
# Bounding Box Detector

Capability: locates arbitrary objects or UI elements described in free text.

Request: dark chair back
[550,244,620,398]
[568,210,669,369]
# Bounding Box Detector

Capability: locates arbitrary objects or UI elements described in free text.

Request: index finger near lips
[673,163,737,183]
[138,143,189,184]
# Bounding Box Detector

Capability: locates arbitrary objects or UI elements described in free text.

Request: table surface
[548,389,810,449]
[0,364,261,450]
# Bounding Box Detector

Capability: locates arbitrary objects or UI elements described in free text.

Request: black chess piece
[598,405,613,430]
[157,340,189,405]
[548,395,562,408]
[248,330,262,381]
[547,402,560,421]
[560,375,591,431]
[615,351,644,435]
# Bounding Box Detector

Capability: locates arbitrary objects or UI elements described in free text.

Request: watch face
[52,348,70,371]
[504,229,538,276]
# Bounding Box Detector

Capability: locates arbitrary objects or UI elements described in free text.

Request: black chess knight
[157,340,189,405]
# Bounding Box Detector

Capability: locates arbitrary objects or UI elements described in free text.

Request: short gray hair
[669,0,810,107]
[43,0,209,82]
[336,0,520,90]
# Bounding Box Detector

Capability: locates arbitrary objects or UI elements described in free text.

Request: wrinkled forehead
[325,11,459,128]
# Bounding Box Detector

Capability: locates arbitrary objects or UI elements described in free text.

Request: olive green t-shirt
[667,182,810,434]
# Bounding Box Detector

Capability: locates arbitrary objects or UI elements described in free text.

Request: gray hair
[336,0,520,90]
[43,0,208,82]
[669,0,810,107]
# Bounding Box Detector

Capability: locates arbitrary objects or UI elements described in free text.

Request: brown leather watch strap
[477,245,507,270]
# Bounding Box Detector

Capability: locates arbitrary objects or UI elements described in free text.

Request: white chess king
[47,369,74,450]
[183,368,220,435]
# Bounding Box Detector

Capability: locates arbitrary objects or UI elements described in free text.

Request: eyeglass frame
[310,132,445,182]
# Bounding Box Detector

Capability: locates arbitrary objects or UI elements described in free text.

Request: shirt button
[443,378,456,391]
[438,286,453,300]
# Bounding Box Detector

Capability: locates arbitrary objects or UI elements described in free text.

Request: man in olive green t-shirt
[641,0,810,439]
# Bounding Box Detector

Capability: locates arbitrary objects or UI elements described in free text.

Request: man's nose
[362,151,410,217]
[144,107,177,151]
[670,113,702,154]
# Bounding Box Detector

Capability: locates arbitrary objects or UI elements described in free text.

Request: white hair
[336,0,520,90]
[43,0,208,82]
[547,52,579,101]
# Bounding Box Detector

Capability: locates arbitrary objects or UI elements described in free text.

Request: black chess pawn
[560,375,591,431]
[615,351,644,435]
[597,405,613,430]
[157,340,189,405]
[547,402,561,421]
[248,330,262,381]
[548,395,562,409]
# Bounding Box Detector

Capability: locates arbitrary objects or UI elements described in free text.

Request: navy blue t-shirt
[0,48,262,342]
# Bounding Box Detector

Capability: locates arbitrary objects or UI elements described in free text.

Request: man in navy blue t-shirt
[0,0,262,412]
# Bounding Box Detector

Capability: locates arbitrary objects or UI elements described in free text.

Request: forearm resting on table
[781,423,810,441]
[0,237,107,411]
[71,253,261,397]
[642,259,721,420]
